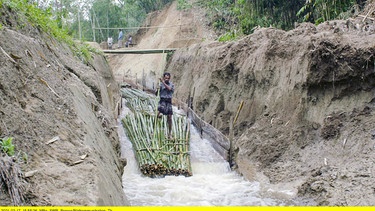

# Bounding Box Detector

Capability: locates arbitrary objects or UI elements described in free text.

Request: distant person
[125,35,133,47]
[107,37,113,49]
[157,72,174,138]
[118,29,123,48]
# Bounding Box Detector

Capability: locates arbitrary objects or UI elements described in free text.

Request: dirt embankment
[107,0,216,88]
[0,7,127,205]
[166,18,375,205]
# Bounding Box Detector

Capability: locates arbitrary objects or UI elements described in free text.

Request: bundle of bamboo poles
[121,87,192,177]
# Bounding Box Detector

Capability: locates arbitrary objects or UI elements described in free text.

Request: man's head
[163,72,171,84]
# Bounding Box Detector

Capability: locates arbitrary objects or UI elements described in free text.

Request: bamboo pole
[233,100,244,125]
[121,87,192,177]
[229,116,234,167]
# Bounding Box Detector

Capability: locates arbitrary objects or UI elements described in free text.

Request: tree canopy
[195,0,362,40]
[3,0,365,43]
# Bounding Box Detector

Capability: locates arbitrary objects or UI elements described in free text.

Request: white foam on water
[118,106,295,206]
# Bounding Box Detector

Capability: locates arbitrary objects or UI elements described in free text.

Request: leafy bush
[1,137,15,156]
[218,30,238,42]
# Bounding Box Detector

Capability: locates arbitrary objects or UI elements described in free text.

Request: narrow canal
[118,104,298,206]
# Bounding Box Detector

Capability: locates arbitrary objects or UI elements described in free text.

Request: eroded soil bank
[0,6,127,205]
[166,20,375,205]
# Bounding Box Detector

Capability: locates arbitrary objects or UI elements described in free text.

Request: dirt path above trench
[106,1,216,87]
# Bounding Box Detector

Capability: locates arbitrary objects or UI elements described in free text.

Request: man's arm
[159,78,173,91]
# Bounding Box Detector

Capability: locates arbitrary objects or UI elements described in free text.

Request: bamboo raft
[121,87,192,177]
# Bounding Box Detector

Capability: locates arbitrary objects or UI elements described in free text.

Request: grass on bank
[0,0,99,63]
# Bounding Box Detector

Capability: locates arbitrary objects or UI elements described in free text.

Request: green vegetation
[196,0,361,41]
[0,137,15,156]
[0,0,365,44]
[218,30,238,42]
[196,0,240,34]
[1,0,101,63]
[166,50,175,63]
[20,151,28,163]
[64,0,174,43]
[297,0,357,24]
[177,0,192,10]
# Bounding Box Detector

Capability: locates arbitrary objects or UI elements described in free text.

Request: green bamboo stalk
[121,87,192,177]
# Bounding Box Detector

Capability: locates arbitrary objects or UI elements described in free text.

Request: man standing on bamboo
[157,72,174,138]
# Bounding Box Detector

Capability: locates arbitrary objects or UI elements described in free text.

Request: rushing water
[118,106,296,206]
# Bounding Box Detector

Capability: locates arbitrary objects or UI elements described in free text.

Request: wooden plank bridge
[103,48,177,54]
